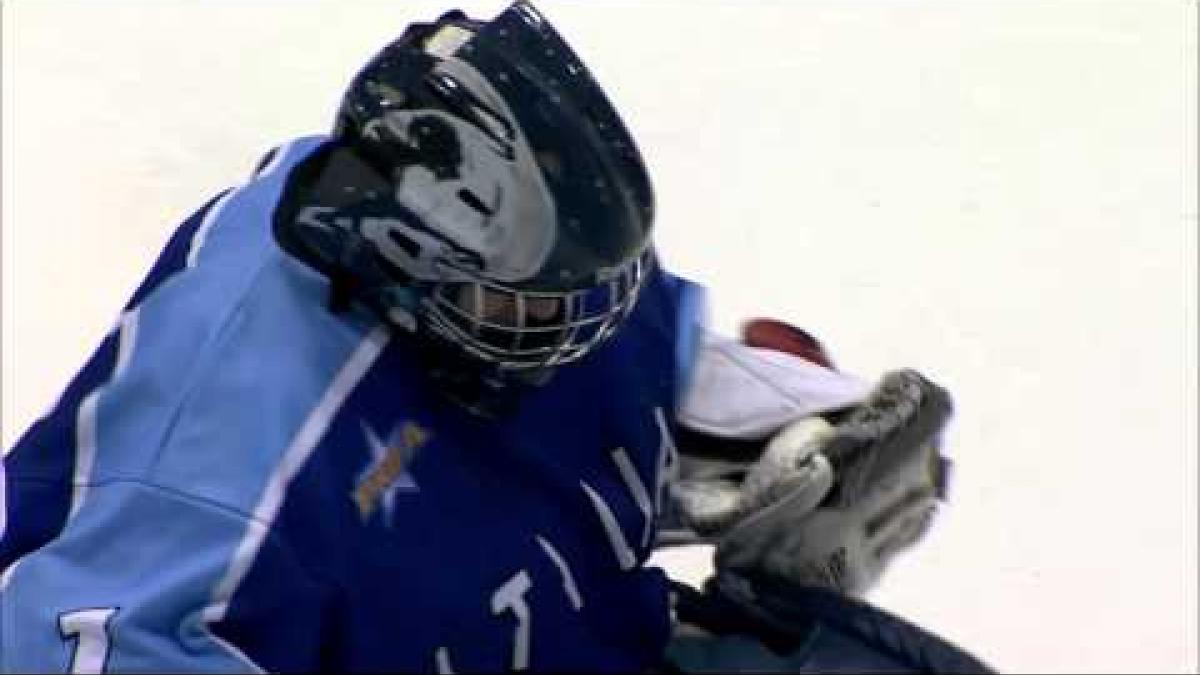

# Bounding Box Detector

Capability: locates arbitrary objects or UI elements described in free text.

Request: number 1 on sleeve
[58,607,118,674]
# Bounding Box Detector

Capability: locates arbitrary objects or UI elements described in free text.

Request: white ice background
[3,2,1196,672]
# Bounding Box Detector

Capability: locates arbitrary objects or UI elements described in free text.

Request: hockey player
[1,3,990,672]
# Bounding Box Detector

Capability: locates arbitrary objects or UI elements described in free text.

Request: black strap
[669,579,994,674]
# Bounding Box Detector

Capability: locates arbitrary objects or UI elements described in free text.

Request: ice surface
[3,2,1196,672]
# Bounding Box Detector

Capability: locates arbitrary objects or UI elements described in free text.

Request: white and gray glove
[667,368,953,597]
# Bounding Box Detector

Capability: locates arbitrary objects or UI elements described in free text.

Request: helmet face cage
[423,250,652,372]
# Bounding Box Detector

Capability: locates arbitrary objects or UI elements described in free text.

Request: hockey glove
[669,368,953,597]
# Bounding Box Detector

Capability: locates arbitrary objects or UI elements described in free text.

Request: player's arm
[658,290,950,597]
[1,186,235,573]
[2,344,324,673]
[2,148,342,672]
[1,478,331,673]
[647,270,987,669]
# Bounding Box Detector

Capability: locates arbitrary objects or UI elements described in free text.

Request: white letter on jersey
[490,570,532,671]
[609,448,654,548]
[58,607,118,674]
[653,407,678,518]
[580,481,637,571]
[535,535,583,611]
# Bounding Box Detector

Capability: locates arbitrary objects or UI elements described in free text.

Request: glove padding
[669,368,953,597]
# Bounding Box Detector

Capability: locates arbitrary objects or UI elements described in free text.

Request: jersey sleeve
[0,480,329,673]
[637,261,710,409]
[2,137,356,673]
[1,190,229,573]
[0,187,334,671]
[649,257,869,441]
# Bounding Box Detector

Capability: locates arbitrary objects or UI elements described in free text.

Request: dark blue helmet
[279,2,655,408]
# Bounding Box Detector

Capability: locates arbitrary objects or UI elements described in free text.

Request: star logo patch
[352,420,429,525]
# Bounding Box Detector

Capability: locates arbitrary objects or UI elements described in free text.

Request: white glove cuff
[677,329,871,440]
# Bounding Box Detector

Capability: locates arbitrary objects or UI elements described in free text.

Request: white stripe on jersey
[69,308,141,521]
[0,560,18,590]
[206,628,267,673]
[580,481,636,571]
[203,326,389,624]
[69,391,102,522]
[653,407,677,517]
[186,188,239,270]
[113,309,141,379]
[535,535,583,610]
[609,448,654,549]
[186,140,296,269]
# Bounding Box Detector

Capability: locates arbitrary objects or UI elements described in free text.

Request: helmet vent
[458,188,494,218]
[386,229,422,258]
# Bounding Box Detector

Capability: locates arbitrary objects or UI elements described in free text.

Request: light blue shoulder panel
[1,135,385,672]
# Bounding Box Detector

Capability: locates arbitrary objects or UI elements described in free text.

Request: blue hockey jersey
[1,137,708,672]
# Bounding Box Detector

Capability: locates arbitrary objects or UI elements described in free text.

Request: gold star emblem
[352,421,430,523]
